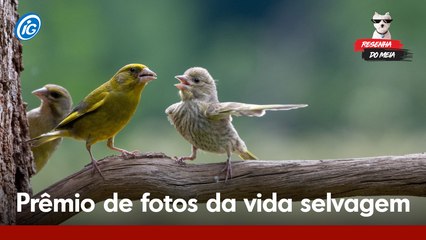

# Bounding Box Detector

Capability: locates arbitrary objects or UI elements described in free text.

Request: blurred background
[19,0,426,224]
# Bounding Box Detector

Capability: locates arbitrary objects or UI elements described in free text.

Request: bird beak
[32,87,48,99]
[138,68,157,83]
[174,75,191,91]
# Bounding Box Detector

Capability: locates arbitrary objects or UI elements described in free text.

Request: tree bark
[16,153,426,225]
[0,0,34,224]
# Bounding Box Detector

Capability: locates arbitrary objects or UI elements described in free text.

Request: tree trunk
[0,0,34,224]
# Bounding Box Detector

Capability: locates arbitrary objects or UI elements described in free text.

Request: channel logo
[14,13,41,41]
[353,11,412,61]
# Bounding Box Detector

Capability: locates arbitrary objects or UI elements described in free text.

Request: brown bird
[27,84,73,173]
[166,67,307,181]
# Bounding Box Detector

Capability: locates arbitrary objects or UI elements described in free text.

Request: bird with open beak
[29,64,157,178]
[166,67,307,181]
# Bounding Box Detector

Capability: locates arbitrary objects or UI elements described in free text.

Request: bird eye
[129,67,136,73]
[193,78,200,83]
[50,91,61,99]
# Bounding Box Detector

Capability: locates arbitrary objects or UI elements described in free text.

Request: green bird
[27,84,73,173]
[30,64,157,177]
[166,67,307,181]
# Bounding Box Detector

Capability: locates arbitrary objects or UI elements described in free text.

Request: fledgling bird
[29,64,157,177]
[166,67,307,181]
[27,84,73,173]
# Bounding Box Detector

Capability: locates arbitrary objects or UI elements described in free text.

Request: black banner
[362,48,412,61]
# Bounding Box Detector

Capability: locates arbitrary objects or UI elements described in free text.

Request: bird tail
[28,130,69,147]
[239,150,258,160]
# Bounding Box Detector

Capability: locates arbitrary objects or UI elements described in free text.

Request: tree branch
[17,153,426,224]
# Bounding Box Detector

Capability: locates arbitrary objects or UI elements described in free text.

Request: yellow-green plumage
[27,84,73,173]
[56,80,144,143]
[30,64,157,177]
[239,150,257,160]
[166,67,307,181]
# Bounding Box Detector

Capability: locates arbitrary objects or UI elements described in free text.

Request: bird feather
[205,102,308,119]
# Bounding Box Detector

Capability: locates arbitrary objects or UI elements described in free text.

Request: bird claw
[120,150,140,159]
[173,153,197,165]
[87,161,105,180]
[221,162,232,182]
[173,156,187,165]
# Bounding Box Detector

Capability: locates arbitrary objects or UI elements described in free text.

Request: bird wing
[165,103,181,126]
[165,102,180,115]
[56,91,109,128]
[205,102,308,119]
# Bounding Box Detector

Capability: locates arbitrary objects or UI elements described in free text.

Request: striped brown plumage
[166,67,307,181]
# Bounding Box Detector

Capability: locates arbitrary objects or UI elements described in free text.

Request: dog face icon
[372,12,392,39]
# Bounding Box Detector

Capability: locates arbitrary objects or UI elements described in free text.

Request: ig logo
[14,13,42,41]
